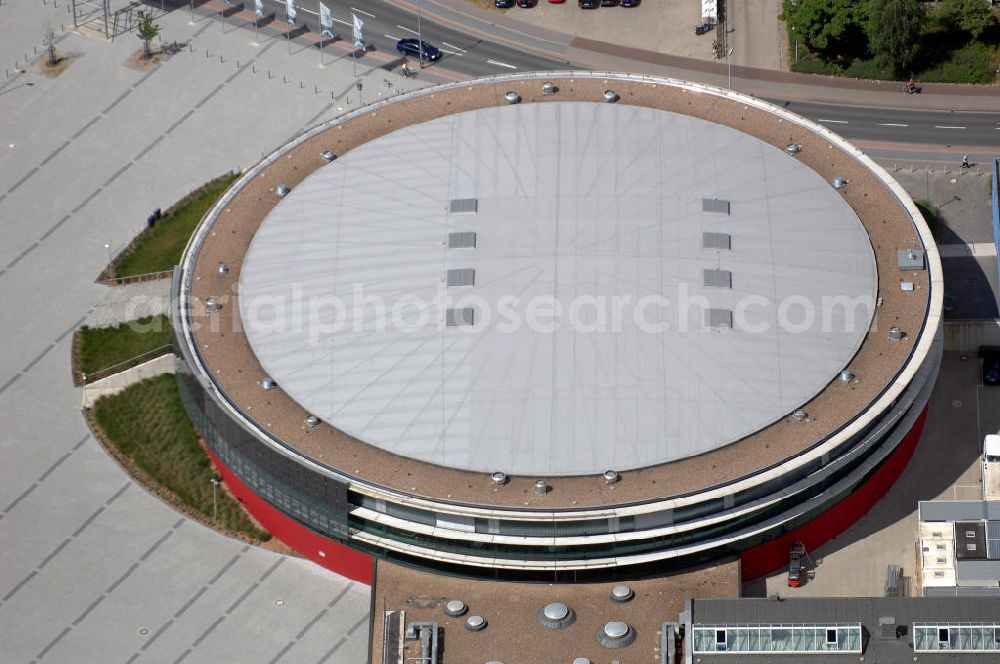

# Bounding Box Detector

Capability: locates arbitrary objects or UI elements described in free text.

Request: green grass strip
[78,315,175,379]
[114,172,239,278]
[94,374,269,540]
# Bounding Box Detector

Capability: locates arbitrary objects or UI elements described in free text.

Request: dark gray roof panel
[919,501,991,522]
[449,198,478,214]
[447,268,475,287]
[703,269,733,289]
[955,559,1000,581]
[702,232,731,250]
[448,231,477,248]
[702,198,731,214]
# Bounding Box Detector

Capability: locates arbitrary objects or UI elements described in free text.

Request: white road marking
[332,17,351,26]
[385,34,401,41]
[442,42,466,52]
[396,24,419,35]
[351,7,376,17]
[817,119,848,124]
[935,125,966,130]
[487,59,517,69]
[877,123,908,127]
[439,48,463,56]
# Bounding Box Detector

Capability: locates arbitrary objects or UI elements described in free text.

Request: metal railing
[98,269,174,287]
[81,343,173,384]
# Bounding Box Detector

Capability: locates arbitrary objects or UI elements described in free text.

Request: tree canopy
[782,0,868,56]
[939,0,996,38]
[866,0,925,77]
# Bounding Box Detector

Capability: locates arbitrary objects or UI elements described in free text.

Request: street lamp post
[210,477,220,521]
[416,0,423,68]
[727,48,734,89]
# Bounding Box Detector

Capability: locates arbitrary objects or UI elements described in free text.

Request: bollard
[314,85,318,94]
[219,54,223,63]
[236,59,239,68]
[299,81,303,89]
[205,49,209,58]
[252,64,255,73]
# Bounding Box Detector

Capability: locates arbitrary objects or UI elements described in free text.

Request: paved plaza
[0,0,431,660]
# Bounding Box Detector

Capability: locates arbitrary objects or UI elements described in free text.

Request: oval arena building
[171,72,943,584]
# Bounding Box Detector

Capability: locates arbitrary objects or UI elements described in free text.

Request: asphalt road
[259,0,574,75]
[773,99,1000,149]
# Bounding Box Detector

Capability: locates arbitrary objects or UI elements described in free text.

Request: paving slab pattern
[0,2,428,660]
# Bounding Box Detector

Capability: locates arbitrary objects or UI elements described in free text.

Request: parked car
[517,0,538,6]
[984,357,1000,386]
[619,0,639,5]
[496,0,515,7]
[396,38,441,61]
[601,0,618,5]
[579,0,599,7]
[547,0,565,3]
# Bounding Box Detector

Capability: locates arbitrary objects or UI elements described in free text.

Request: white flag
[254,0,263,17]
[286,0,296,26]
[319,1,333,37]
[352,13,364,46]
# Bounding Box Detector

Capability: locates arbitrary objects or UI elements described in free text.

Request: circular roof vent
[505,91,520,104]
[276,184,291,196]
[610,585,634,602]
[840,370,855,383]
[491,471,507,487]
[261,376,277,390]
[305,415,320,427]
[542,81,556,96]
[204,297,220,314]
[444,599,467,617]
[791,409,808,421]
[217,261,228,275]
[832,176,847,189]
[597,621,635,648]
[602,470,619,485]
[785,142,801,155]
[889,326,904,341]
[572,659,592,664]
[603,90,618,103]
[465,615,487,631]
[537,602,575,629]
[321,150,337,162]
[534,479,548,496]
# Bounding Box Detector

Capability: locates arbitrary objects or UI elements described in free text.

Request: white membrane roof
[239,101,877,476]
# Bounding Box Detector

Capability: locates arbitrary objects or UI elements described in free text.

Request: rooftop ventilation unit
[888,326,904,341]
[321,150,336,162]
[840,370,855,383]
[217,261,228,275]
[703,269,732,289]
[204,297,220,314]
[448,232,477,249]
[706,308,733,329]
[447,268,475,287]
[465,615,487,631]
[542,81,556,95]
[504,91,520,104]
[785,143,801,155]
[702,232,731,250]
[879,617,897,640]
[276,184,291,196]
[446,307,475,327]
[603,90,618,103]
[444,599,467,617]
[571,659,591,664]
[534,479,548,496]
[597,621,636,649]
[897,249,926,271]
[702,198,731,214]
[490,472,507,487]
[261,376,277,390]
[603,470,620,485]
[449,198,478,214]
[610,585,634,603]
[791,409,808,421]
[538,602,576,629]
[832,176,848,190]
[305,415,320,427]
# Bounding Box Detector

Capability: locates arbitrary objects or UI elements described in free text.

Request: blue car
[396,38,441,61]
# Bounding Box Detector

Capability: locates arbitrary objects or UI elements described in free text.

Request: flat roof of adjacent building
[238,101,876,476]
[689,597,1000,663]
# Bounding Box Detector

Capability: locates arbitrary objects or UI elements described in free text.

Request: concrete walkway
[0,0,414,660]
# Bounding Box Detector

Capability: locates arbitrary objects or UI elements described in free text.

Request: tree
[866,0,924,78]
[136,14,160,60]
[43,24,57,66]
[939,0,996,39]
[782,0,868,56]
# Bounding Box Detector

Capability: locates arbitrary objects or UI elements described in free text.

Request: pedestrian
[961,155,970,170]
